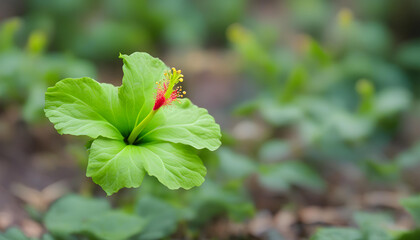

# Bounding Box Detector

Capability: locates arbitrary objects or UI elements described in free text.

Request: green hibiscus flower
[45,52,222,195]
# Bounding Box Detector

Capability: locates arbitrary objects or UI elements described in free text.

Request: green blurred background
[1,0,420,239]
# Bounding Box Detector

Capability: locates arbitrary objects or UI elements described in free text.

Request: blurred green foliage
[227,6,414,172]
[0,228,54,240]
[24,0,248,60]
[311,212,395,240]
[0,18,96,123]
[310,196,420,240]
[2,0,420,238]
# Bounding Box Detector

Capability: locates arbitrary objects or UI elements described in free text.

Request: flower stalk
[127,67,185,145]
[127,109,157,144]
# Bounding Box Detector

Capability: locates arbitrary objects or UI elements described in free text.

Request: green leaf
[374,88,411,117]
[87,138,206,195]
[258,161,325,192]
[233,99,259,116]
[331,112,373,141]
[73,21,152,60]
[306,38,331,66]
[364,160,400,181]
[353,212,393,240]
[2,225,51,240]
[396,40,420,70]
[0,18,21,51]
[188,181,255,226]
[45,195,109,235]
[135,196,178,240]
[310,228,362,240]
[141,99,221,151]
[259,101,303,126]
[258,140,291,163]
[281,66,307,102]
[40,234,55,240]
[84,211,145,240]
[0,228,30,240]
[45,195,144,240]
[217,147,256,179]
[397,141,420,168]
[22,84,46,123]
[401,195,420,226]
[45,77,124,140]
[395,229,420,240]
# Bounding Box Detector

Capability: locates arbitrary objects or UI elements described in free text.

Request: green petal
[87,138,147,195]
[139,142,206,190]
[119,52,168,131]
[45,77,124,140]
[45,52,218,194]
[87,138,206,195]
[45,53,169,139]
[141,99,222,151]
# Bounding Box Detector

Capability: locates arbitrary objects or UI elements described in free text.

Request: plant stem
[127,110,157,144]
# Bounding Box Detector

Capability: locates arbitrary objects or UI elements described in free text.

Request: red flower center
[152,68,185,111]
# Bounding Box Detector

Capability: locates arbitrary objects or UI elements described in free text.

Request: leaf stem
[127,110,157,144]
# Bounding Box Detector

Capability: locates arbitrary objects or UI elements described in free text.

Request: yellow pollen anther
[183,91,186,94]
[177,70,181,74]
[179,78,183,82]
